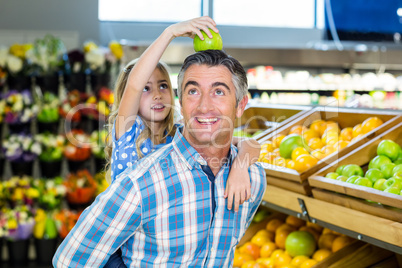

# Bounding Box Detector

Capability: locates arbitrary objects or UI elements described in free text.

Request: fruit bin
[258,106,401,195]
[234,103,311,140]
[235,209,396,268]
[308,122,402,222]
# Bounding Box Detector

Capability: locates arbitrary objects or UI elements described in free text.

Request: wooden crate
[258,107,401,195]
[309,122,402,221]
[235,103,311,141]
[237,208,393,268]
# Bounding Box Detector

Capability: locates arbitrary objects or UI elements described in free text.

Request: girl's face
[139,68,172,125]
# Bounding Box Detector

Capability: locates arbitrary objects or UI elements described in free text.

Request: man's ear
[235,95,248,118]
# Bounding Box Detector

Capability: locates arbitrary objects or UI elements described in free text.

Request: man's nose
[197,93,213,113]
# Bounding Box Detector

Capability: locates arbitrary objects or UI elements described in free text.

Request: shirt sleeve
[52,176,142,268]
[245,163,267,226]
[111,116,144,182]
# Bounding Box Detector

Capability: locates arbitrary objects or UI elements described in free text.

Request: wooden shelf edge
[263,185,402,253]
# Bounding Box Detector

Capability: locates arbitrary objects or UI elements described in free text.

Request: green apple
[369,155,392,170]
[354,177,373,188]
[394,150,402,165]
[377,139,401,162]
[346,175,361,184]
[392,164,402,176]
[364,168,384,183]
[342,164,364,177]
[383,177,402,191]
[393,171,402,179]
[193,30,223,52]
[384,186,401,195]
[325,172,339,180]
[380,163,396,179]
[373,178,387,191]
[336,175,348,182]
[336,165,347,175]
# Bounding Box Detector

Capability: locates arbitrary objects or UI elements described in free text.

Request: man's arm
[52,176,142,267]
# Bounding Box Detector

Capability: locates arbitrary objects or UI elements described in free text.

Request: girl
[104,16,261,267]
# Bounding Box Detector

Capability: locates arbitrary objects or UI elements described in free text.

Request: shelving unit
[261,184,402,254]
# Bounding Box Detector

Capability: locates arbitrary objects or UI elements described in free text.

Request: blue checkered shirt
[53,127,266,267]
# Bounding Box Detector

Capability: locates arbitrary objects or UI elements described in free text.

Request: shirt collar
[172,125,238,169]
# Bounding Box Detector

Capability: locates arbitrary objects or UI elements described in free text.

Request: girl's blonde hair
[104,59,176,182]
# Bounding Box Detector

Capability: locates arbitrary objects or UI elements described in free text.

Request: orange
[317,233,338,250]
[331,235,355,252]
[310,149,326,161]
[291,147,310,161]
[241,260,267,268]
[312,248,332,262]
[289,125,307,135]
[272,134,286,148]
[271,249,285,260]
[307,137,324,151]
[278,265,297,268]
[260,241,277,258]
[294,154,318,173]
[340,127,353,141]
[261,141,274,153]
[324,121,340,133]
[320,145,336,158]
[310,120,327,136]
[276,223,297,233]
[273,148,281,157]
[306,222,324,233]
[266,219,284,233]
[255,229,275,241]
[233,250,255,267]
[361,117,383,134]
[275,251,292,267]
[286,159,296,170]
[333,140,349,151]
[298,226,320,243]
[299,259,318,268]
[273,156,286,168]
[240,242,261,259]
[257,258,275,268]
[352,123,363,138]
[260,153,276,164]
[321,131,339,145]
[321,228,333,235]
[252,233,273,247]
[302,129,320,142]
[285,215,306,229]
[290,255,310,267]
[275,226,294,249]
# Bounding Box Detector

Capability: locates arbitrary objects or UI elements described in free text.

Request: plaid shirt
[53,128,266,267]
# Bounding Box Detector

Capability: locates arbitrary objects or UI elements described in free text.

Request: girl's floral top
[3,134,41,162]
[3,90,38,124]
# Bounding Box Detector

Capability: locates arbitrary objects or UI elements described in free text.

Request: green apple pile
[325,139,402,195]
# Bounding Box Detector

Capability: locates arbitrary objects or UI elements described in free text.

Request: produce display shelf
[262,184,402,254]
[308,122,402,222]
[258,107,401,195]
[235,103,312,140]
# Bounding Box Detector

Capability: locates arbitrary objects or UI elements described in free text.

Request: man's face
[180,64,247,148]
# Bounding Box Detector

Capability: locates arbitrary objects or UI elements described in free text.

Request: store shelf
[261,184,402,254]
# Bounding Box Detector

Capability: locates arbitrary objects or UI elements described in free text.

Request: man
[53,50,266,267]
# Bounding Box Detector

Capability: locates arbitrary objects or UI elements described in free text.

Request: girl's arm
[115,16,218,139]
[225,138,261,212]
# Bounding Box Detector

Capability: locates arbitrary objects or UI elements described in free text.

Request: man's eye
[188,89,197,95]
[143,87,149,92]
[215,89,224,95]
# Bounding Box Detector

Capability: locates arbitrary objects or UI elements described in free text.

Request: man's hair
[177,50,248,106]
